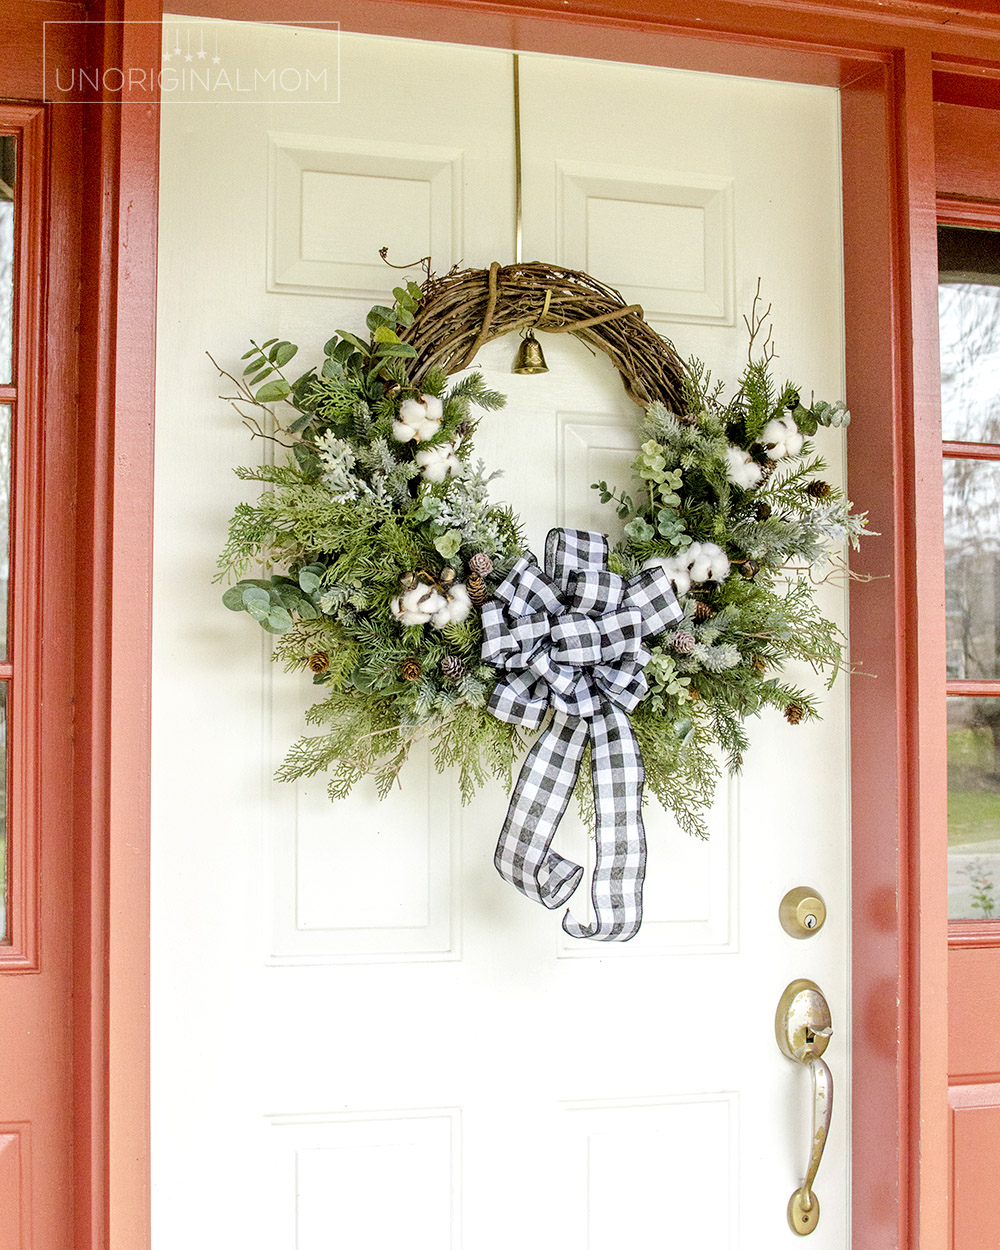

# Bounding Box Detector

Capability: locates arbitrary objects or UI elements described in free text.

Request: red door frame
[18,0,996,1246]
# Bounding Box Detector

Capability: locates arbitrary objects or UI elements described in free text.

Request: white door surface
[154,21,850,1248]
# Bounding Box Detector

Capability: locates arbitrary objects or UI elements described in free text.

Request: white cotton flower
[686,540,730,584]
[390,582,447,626]
[645,541,730,596]
[760,415,804,460]
[431,582,472,629]
[392,394,444,443]
[724,444,763,489]
[415,441,462,483]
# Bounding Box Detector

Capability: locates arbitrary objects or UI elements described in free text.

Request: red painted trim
[71,4,159,1246]
[946,680,1000,697]
[0,103,47,974]
[943,441,1000,460]
[948,921,1000,950]
[938,196,1000,230]
[900,44,951,1250]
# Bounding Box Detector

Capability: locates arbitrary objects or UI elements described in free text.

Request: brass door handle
[775,979,834,1236]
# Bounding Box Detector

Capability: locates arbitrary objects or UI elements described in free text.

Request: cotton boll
[700,541,731,583]
[724,445,763,489]
[687,549,715,584]
[416,442,462,483]
[391,582,446,626]
[420,393,443,422]
[431,583,472,629]
[394,394,444,443]
[392,420,416,443]
[761,415,804,460]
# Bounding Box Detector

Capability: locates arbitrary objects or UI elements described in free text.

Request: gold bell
[512,329,548,375]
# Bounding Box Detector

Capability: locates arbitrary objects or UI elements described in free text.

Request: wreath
[216,261,866,941]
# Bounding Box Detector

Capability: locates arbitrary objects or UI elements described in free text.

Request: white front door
[153,21,850,1248]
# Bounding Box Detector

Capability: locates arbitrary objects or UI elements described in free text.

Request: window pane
[939,225,1000,443]
[945,457,1000,678]
[0,135,13,386]
[949,696,1000,921]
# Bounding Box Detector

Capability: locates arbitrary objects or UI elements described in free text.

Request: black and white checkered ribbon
[481,529,682,941]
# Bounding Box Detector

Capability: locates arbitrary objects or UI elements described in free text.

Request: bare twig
[379,246,433,283]
[743,277,777,366]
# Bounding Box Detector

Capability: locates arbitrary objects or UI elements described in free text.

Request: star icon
[185,53,193,61]
[197,49,206,59]
[163,49,172,61]
[212,55,221,64]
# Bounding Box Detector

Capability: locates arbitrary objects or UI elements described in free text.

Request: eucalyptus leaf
[260,338,279,349]
[337,330,370,356]
[624,517,655,544]
[288,410,315,434]
[263,606,294,634]
[222,585,248,611]
[272,341,298,368]
[271,584,305,611]
[246,599,270,624]
[255,379,291,403]
[248,366,274,386]
[373,325,401,344]
[242,586,271,609]
[366,306,394,332]
[321,357,344,380]
[242,357,265,376]
[375,342,417,359]
[298,569,322,593]
[434,529,463,559]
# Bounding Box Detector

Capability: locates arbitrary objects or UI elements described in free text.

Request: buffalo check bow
[481,528,683,941]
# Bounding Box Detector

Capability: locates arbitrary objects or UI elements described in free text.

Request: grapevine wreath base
[216,261,865,941]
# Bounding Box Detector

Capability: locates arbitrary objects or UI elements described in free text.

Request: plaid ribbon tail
[494,712,589,909]
[562,704,645,942]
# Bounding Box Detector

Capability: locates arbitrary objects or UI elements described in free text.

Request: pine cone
[468,552,494,577]
[401,657,422,682]
[806,480,832,499]
[467,573,487,606]
[308,652,330,674]
[440,655,467,681]
[784,702,806,725]
[688,687,702,702]
[752,655,767,675]
[670,629,697,654]
[693,601,714,623]
[738,559,760,580]
[755,501,772,521]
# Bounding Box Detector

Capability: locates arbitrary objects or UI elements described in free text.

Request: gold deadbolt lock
[779,887,827,938]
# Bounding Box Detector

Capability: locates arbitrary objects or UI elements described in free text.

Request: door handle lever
[775,979,834,1236]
